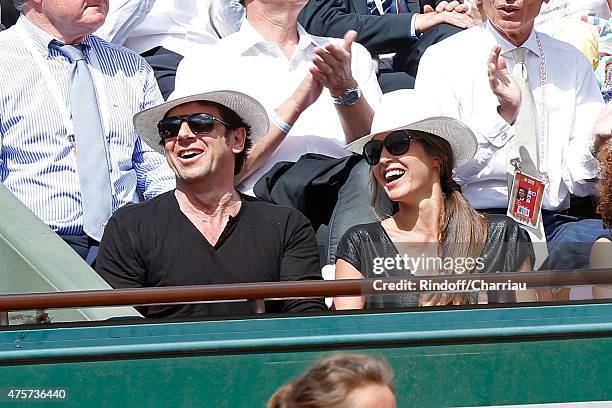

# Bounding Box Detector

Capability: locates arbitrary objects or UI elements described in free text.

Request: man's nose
[177,121,196,140]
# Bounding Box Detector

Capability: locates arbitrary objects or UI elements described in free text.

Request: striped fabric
[0,15,175,237]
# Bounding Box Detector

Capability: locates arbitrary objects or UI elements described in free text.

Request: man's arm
[235,72,324,185]
[236,33,378,183]
[564,53,605,195]
[95,215,147,289]
[298,0,415,54]
[311,31,378,143]
[279,209,327,312]
[298,0,474,55]
[133,60,175,198]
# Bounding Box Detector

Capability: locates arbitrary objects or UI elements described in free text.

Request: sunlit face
[39,0,109,37]
[345,384,396,408]
[482,0,548,45]
[371,133,441,203]
[163,102,244,185]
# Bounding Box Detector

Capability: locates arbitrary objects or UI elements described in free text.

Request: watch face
[333,87,361,106]
[344,89,360,105]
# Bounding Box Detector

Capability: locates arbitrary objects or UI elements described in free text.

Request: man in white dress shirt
[415,0,609,270]
[175,0,384,264]
[96,0,244,99]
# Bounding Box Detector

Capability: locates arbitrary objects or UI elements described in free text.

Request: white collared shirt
[415,21,603,211]
[175,20,382,193]
[95,0,244,56]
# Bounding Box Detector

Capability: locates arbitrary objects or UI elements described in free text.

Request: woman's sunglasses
[157,113,230,140]
[363,130,413,165]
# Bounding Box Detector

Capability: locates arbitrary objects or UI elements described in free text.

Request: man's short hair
[209,101,253,175]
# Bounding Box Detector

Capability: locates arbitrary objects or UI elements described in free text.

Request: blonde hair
[267,354,394,408]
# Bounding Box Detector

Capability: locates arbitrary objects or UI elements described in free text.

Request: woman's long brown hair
[372,130,488,304]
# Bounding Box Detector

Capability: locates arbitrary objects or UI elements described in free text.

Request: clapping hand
[310,30,358,96]
[488,44,521,124]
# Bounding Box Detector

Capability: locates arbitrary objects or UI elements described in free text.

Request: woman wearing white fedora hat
[333,91,538,309]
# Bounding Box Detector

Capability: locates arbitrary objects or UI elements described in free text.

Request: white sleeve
[350,42,383,110]
[95,0,156,45]
[209,0,245,39]
[563,52,604,196]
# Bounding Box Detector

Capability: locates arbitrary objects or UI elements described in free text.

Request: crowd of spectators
[0,0,611,317]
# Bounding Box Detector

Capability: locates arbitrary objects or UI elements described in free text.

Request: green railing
[0,274,611,407]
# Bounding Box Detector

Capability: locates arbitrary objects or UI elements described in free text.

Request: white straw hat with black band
[133,89,269,156]
[346,89,477,169]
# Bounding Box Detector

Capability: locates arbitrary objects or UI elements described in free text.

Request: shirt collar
[17,13,92,57]
[235,19,320,55]
[484,20,540,59]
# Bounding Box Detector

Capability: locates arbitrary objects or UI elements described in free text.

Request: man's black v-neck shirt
[96,191,326,318]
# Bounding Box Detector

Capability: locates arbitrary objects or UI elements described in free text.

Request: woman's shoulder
[342,221,387,242]
[484,214,530,242]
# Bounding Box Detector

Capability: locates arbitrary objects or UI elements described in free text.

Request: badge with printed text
[507,171,545,229]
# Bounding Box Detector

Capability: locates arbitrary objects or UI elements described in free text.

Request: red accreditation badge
[507,171,545,228]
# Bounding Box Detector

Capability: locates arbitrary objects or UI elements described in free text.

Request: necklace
[534,32,549,183]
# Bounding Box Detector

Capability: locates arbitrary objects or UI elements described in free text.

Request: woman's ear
[432,157,443,174]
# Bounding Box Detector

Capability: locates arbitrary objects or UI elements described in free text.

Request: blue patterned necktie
[56,43,113,242]
[368,0,408,15]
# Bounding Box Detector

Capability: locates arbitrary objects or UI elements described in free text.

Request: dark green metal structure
[1,302,612,407]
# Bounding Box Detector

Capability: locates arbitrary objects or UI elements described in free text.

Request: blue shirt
[0,15,175,236]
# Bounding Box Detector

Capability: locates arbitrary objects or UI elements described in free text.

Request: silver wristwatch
[331,86,361,106]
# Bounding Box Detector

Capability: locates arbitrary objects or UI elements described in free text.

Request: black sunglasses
[157,113,231,140]
[363,130,413,165]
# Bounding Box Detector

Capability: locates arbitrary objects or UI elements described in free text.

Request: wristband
[270,110,292,134]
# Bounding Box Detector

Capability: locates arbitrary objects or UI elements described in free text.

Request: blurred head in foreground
[267,354,396,408]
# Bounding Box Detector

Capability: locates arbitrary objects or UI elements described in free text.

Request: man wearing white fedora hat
[95,90,326,318]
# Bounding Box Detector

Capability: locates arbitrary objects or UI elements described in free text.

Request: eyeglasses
[157,113,231,140]
[363,130,413,165]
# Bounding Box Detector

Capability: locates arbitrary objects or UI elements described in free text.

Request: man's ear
[230,128,247,154]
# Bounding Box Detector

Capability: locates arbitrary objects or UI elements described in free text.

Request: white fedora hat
[346,90,477,168]
[134,89,269,155]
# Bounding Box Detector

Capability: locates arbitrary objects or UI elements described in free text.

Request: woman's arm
[333,259,366,310]
[591,237,612,299]
[514,257,542,302]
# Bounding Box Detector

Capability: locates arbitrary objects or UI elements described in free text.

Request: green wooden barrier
[0,183,140,323]
[1,302,611,407]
